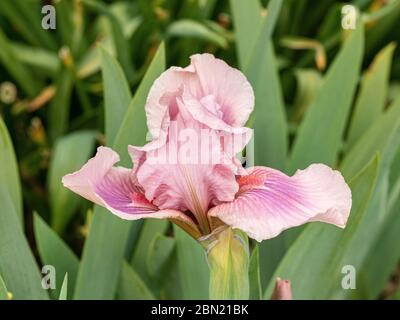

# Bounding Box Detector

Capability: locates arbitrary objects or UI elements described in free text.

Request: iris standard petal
[180,88,253,156]
[208,164,352,242]
[133,120,239,234]
[190,53,254,127]
[145,53,254,138]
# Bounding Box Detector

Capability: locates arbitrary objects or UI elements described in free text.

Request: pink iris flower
[62,54,352,242]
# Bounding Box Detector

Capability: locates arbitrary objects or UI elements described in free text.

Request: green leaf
[359,194,400,299]
[231,0,287,169]
[109,3,143,38]
[77,38,114,79]
[331,172,388,300]
[171,0,219,64]
[48,131,96,234]
[76,13,141,79]
[0,28,40,96]
[0,0,57,50]
[178,0,217,19]
[81,0,134,81]
[74,209,133,299]
[316,4,342,42]
[59,274,68,300]
[131,220,169,281]
[287,24,364,174]
[54,0,74,50]
[146,234,175,280]
[390,145,400,190]
[250,44,288,169]
[74,43,166,300]
[332,99,400,299]
[277,24,365,261]
[55,0,85,56]
[166,19,228,48]
[249,246,262,300]
[230,0,262,68]
[306,96,400,301]
[34,213,79,300]
[290,69,323,122]
[0,1,38,47]
[48,68,74,142]
[264,155,379,299]
[100,47,132,145]
[158,251,184,299]
[244,0,283,71]
[14,0,57,50]
[10,42,60,76]
[0,274,8,300]
[341,93,400,180]
[258,234,286,292]
[0,116,23,225]
[0,187,48,299]
[365,0,400,56]
[347,43,396,148]
[117,261,155,300]
[113,43,166,163]
[347,142,400,299]
[173,225,209,299]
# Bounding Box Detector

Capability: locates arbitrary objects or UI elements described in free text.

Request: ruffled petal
[181,88,253,156]
[145,53,254,138]
[62,146,197,230]
[129,108,170,175]
[145,65,200,139]
[208,164,352,242]
[132,116,239,233]
[190,53,254,127]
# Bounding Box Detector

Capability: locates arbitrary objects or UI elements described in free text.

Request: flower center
[181,166,211,235]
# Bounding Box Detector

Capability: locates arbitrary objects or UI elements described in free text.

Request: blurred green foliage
[0,0,400,300]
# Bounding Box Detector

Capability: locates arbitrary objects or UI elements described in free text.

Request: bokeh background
[0,0,399,300]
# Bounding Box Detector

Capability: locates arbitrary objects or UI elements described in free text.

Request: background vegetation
[0,0,399,299]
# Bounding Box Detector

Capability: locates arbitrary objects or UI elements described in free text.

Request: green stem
[199,227,250,300]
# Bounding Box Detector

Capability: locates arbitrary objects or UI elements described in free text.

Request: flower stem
[199,227,250,299]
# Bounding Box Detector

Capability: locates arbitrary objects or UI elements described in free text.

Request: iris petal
[145,53,254,139]
[208,164,352,242]
[62,146,198,232]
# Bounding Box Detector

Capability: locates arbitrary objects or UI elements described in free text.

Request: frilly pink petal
[145,53,254,139]
[189,54,254,127]
[208,164,352,242]
[62,146,196,228]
